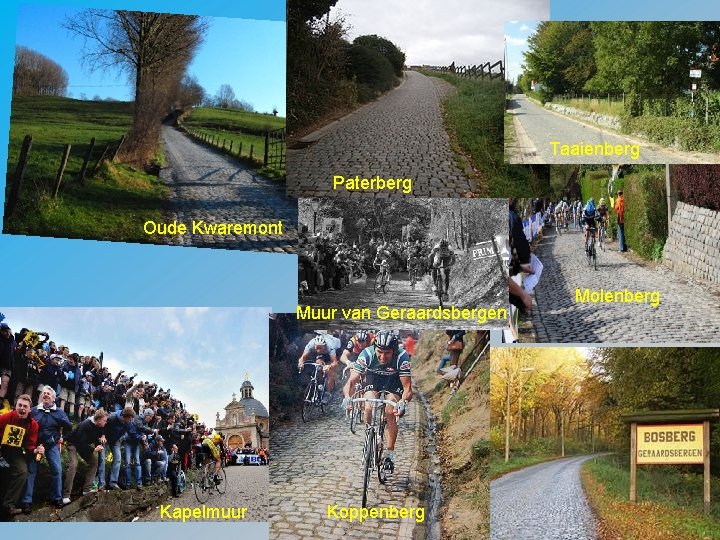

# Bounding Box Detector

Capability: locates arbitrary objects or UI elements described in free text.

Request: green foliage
[622,115,720,151]
[353,34,405,77]
[442,390,468,424]
[346,44,398,102]
[183,107,285,134]
[425,71,550,196]
[580,166,667,260]
[471,439,491,462]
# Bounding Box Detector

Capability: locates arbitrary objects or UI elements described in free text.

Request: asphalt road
[490,455,599,540]
[159,124,297,251]
[287,71,472,198]
[507,94,720,164]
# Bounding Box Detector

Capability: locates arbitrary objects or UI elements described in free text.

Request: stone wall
[663,201,720,283]
[544,102,621,130]
[15,483,168,522]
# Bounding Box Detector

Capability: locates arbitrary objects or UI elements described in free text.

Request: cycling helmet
[355,331,369,342]
[374,331,398,350]
[599,197,606,205]
[312,335,327,347]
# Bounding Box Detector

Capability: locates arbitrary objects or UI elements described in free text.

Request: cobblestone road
[491,455,599,540]
[530,224,720,342]
[507,95,720,164]
[287,71,472,198]
[160,125,297,252]
[270,392,426,540]
[138,464,268,521]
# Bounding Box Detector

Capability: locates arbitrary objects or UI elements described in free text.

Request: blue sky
[504,21,539,85]
[15,5,286,116]
[0,308,269,427]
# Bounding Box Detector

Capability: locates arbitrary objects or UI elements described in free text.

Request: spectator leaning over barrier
[614,190,627,252]
[99,407,135,491]
[0,394,40,519]
[62,409,108,504]
[0,323,15,411]
[21,386,71,512]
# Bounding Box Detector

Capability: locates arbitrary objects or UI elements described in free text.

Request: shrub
[671,165,720,211]
[346,44,397,101]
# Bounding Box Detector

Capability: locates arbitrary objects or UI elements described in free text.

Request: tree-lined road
[160,125,297,252]
[490,455,599,540]
[288,71,472,198]
[506,95,720,164]
[530,225,720,342]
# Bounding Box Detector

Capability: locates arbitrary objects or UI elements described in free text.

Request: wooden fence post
[264,132,269,165]
[78,137,96,185]
[5,134,32,220]
[91,142,112,177]
[229,140,233,152]
[222,138,226,149]
[111,135,125,162]
[239,142,243,157]
[249,144,254,159]
[53,144,72,198]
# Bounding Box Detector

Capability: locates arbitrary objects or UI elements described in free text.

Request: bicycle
[343,367,366,435]
[374,261,390,293]
[598,220,607,252]
[299,362,326,422]
[586,226,597,270]
[433,263,452,308]
[192,458,227,503]
[351,393,401,508]
[408,263,421,290]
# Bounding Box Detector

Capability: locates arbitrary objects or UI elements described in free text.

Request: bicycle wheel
[361,427,374,508]
[301,382,315,423]
[215,467,227,494]
[435,273,444,308]
[194,466,211,503]
[350,399,361,434]
[177,469,186,493]
[374,274,383,293]
[593,243,598,270]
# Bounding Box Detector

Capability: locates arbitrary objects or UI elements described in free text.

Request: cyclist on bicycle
[554,200,568,228]
[342,331,412,473]
[201,432,223,484]
[581,198,600,252]
[373,244,392,284]
[429,239,455,300]
[298,335,339,404]
[597,197,609,230]
[339,331,374,370]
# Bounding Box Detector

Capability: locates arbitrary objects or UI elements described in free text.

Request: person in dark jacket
[62,409,107,503]
[0,323,15,410]
[21,386,72,511]
[96,407,135,490]
[127,409,156,487]
[58,354,80,418]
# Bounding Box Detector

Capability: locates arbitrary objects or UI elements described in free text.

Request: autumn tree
[65,10,208,165]
[13,45,68,96]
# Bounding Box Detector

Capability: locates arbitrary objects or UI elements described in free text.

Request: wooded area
[12,46,68,97]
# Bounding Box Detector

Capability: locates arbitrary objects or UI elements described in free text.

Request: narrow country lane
[490,455,600,540]
[270,392,426,540]
[288,71,473,197]
[530,224,720,342]
[507,95,720,164]
[159,124,297,252]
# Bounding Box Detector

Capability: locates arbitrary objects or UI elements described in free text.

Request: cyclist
[200,431,224,485]
[554,200,568,229]
[597,197,610,235]
[342,331,412,473]
[373,245,392,285]
[429,239,455,301]
[298,335,338,404]
[581,198,600,253]
[339,331,374,370]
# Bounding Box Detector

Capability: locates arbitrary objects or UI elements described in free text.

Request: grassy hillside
[182,107,286,179]
[4,96,166,242]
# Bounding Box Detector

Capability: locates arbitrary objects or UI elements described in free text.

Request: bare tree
[13,46,68,96]
[175,74,205,109]
[65,10,208,165]
[215,84,236,108]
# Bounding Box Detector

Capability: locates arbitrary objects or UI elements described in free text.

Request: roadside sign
[636,424,704,464]
[690,69,702,78]
[472,240,497,261]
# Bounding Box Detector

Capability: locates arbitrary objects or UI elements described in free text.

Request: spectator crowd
[0,316,225,520]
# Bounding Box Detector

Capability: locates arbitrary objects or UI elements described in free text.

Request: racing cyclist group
[297,331,413,474]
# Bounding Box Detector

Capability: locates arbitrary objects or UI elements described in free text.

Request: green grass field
[582,455,720,539]
[421,71,543,197]
[182,107,286,180]
[4,96,166,242]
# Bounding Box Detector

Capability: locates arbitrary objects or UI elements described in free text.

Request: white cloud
[520,24,530,31]
[505,36,526,46]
